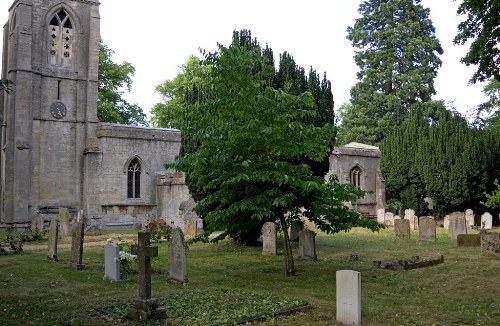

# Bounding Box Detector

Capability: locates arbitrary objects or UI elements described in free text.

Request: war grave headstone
[47,219,59,261]
[104,243,121,282]
[457,234,480,247]
[59,207,70,236]
[448,211,467,241]
[404,208,416,230]
[384,212,394,226]
[297,229,317,260]
[394,219,410,240]
[128,231,166,321]
[31,211,44,232]
[262,222,277,256]
[336,270,361,326]
[169,227,189,283]
[465,209,474,228]
[481,212,493,230]
[377,208,385,224]
[290,220,304,242]
[480,232,500,255]
[70,220,85,270]
[419,216,436,241]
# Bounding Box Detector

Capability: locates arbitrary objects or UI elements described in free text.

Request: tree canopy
[98,40,148,126]
[338,0,443,145]
[454,0,500,83]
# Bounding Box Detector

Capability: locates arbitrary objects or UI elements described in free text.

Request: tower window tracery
[48,9,73,67]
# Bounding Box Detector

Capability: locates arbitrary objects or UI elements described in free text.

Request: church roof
[343,142,380,150]
[332,142,381,157]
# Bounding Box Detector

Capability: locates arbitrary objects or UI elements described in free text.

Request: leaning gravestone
[169,227,189,283]
[465,209,474,228]
[394,219,410,240]
[298,229,317,260]
[128,232,166,321]
[47,219,59,261]
[404,209,416,230]
[384,212,394,226]
[481,212,493,230]
[59,207,70,236]
[419,217,436,241]
[448,211,467,241]
[262,222,277,256]
[70,221,85,270]
[480,232,500,255]
[336,270,361,326]
[104,243,121,282]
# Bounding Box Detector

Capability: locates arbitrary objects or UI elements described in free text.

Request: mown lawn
[0,227,499,325]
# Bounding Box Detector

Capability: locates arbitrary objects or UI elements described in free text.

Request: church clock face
[50,101,67,119]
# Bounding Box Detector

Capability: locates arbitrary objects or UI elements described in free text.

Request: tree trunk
[279,215,295,276]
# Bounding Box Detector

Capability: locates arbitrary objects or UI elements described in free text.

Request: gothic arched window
[350,166,362,189]
[48,9,73,67]
[127,158,141,198]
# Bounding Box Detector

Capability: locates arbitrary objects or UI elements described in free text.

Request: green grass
[1,227,499,325]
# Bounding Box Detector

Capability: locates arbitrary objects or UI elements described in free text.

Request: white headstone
[336,270,361,326]
[384,212,394,226]
[465,209,474,228]
[481,212,493,230]
[443,215,450,230]
[377,208,385,224]
[404,209,416,230]
[104,243,121,281]
[262,222,277,256]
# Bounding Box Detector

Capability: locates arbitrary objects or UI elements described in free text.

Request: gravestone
[70,221,85,270]
[377,208,385,224]
[448,211,466,241]
[404,209,416,230]
[481,212,493,230]
[184,219,197,239]
[262,222,277,256]
[384,212,394,226]
[128,232,166,321]
[465,209,474,228]
[47,219,59,261]
[457,234,480,247]
[480,232,500,255]
[31,212,44,232]
[169,227,189,283]
[336,270,361,326]
[289,220,304,242]
[394,219,410,240]
[443,215,450,230]
[59,207,70,236]
[297,229,317,260]
[104,243,121,282]
[419,217,436,241]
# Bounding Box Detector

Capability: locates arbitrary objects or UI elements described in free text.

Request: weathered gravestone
[419,217,436,241]
[31,211,44,232]
[384,212,394,226]
[70,221,85,270]
[289,220,304,242]
[457,234,480,247]
[184,219,197,239]
[480,232,500,255]
[465,209,474,228]
[394,219,410,240]
[481,212,493,230]
[404,209,416,230]
[47,219,59,261]
[448,211,467,241]
[336,270,361,326]
[377,208,385,224]
[297,229,317,260]
[104,243,121,282]
[262,222,277,256]
[169,227,189,283]
[59,207,70,236]
[128,232,166,321]
[443,215,450,230]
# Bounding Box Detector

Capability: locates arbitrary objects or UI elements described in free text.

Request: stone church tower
[0,0,202,232]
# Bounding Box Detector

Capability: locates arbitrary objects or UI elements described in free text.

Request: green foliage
[0,80,14,93]
[144,219,173,243]
[470,79,500,127]
[0,230,47,255]
[339,0,443,145]
[454,0,500,83]
[483,179,500,209]
[98,40,148,126]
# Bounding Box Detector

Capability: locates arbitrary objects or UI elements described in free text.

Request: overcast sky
[0,0,488,118]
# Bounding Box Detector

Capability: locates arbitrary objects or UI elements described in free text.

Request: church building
[0,0,200,231]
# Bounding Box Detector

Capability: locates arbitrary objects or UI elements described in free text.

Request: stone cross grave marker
[419,216,436,241]
[47,219,59,261]
[262,222,277,256]
[70,221,85,270]
[336,270,361,326]
[395,219,410,240]
[448,211,467,241]
[59,207,70,236]
[128,231,166,321]
[481,212,493,230]
[298,229,317,260]
[465,209,474,228]
[104,243,121,282]
[169,227,189,283]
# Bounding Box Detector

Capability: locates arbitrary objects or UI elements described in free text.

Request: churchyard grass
[1,227,499,325]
